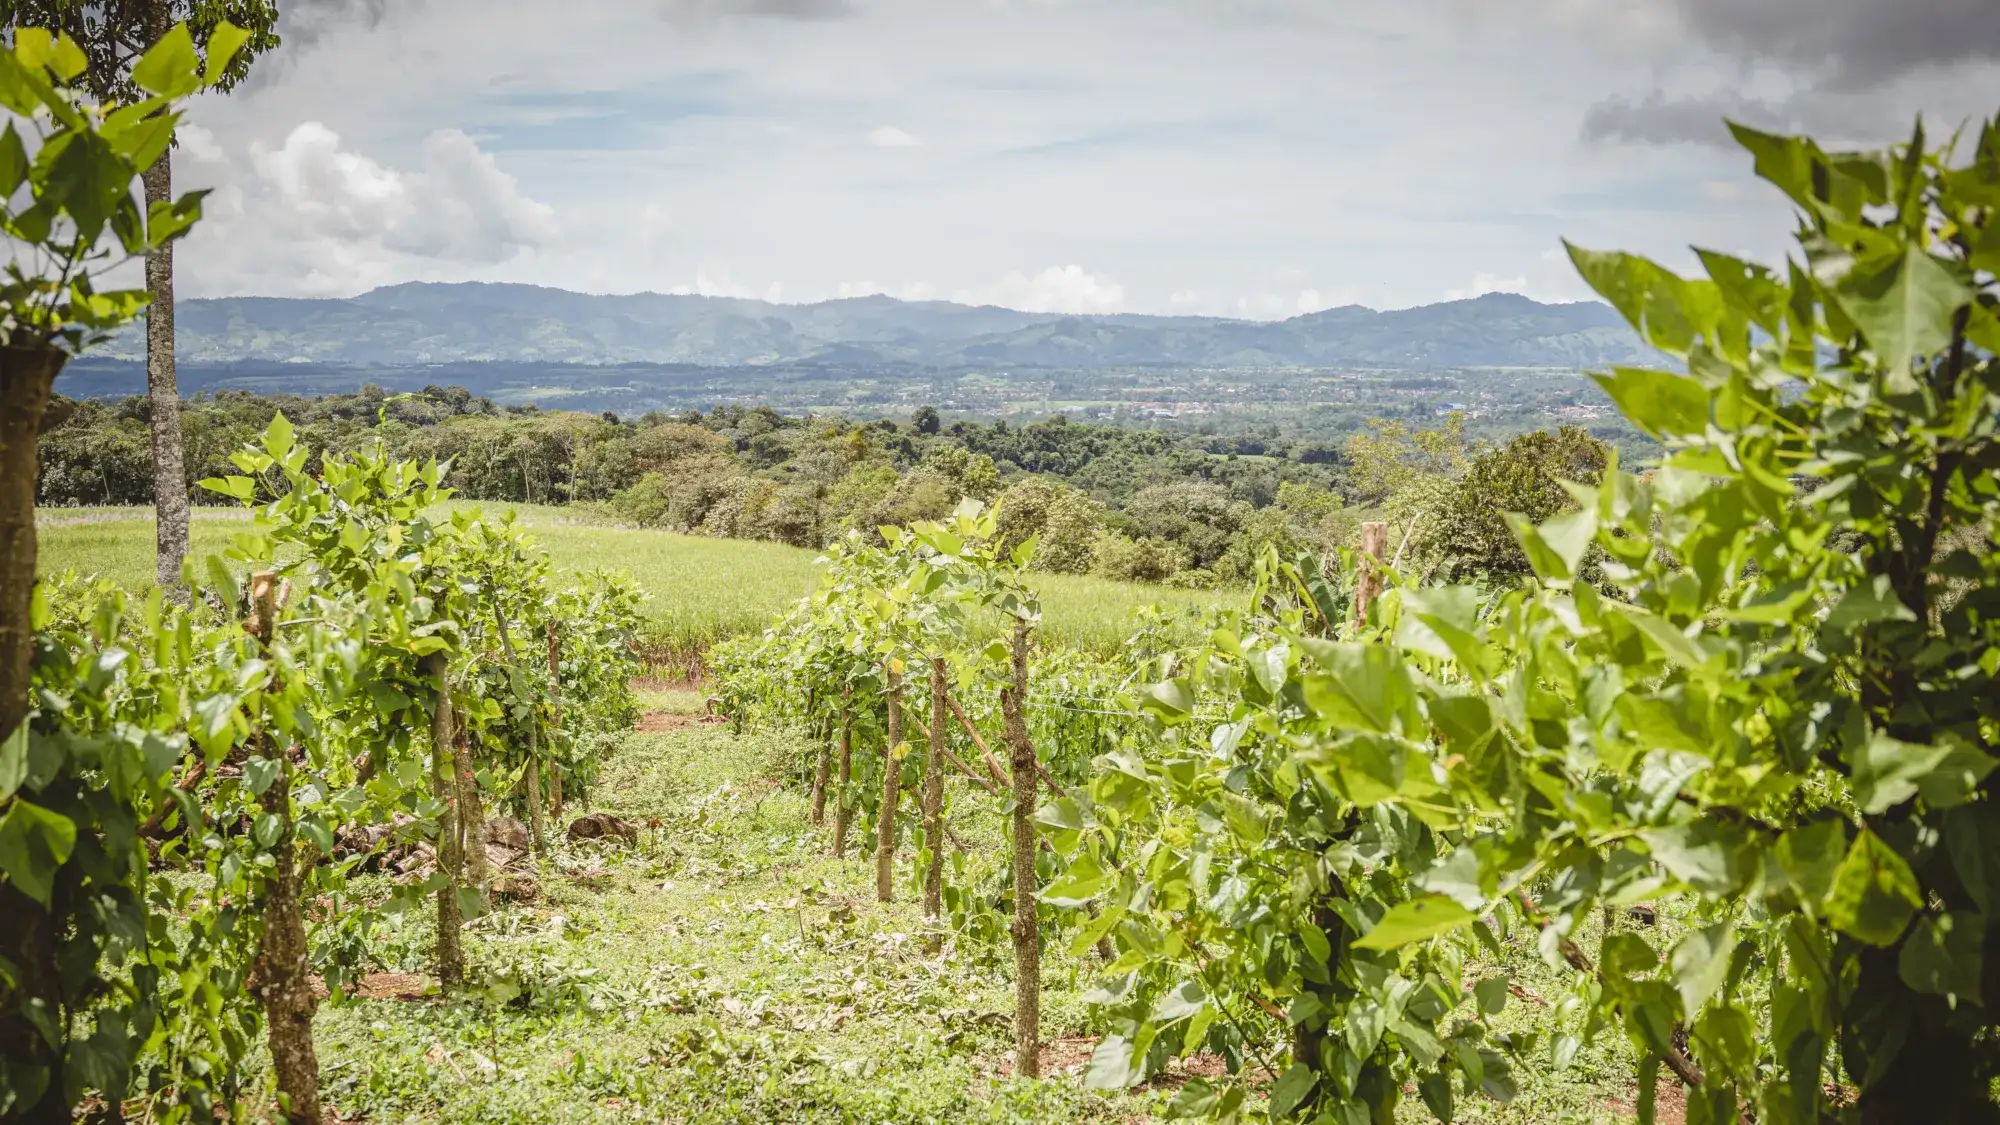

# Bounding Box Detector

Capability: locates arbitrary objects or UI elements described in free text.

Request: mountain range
[100,283,1655,370]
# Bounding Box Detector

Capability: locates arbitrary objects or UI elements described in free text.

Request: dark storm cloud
[1665,0,2000,91]
[1580,92,1788,147]
[277,0,398,48]
[654,0,852,20]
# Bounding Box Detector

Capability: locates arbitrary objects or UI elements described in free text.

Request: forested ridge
[37,385,1608,587]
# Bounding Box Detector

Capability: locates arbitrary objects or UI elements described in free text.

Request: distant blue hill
[99,283,1655,370]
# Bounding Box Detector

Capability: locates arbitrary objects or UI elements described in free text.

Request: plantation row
[711,116,2000,1125]
[0,33,650,1120]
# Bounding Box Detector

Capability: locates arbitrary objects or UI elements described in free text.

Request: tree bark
[809,714,830,827]
[832,692,853,858]
[454,726,490,899]
[142,151,187,596]
[1001,618,1041,1078]
[875,662,903,902]
[245,573,322,1125]
[923,657,947,921]
[427,655,463,989]
[0,343,66,1124]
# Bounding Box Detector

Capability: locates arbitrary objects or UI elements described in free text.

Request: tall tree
[0,1,279,592]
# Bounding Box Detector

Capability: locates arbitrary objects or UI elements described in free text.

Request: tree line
[37,384,1612,588]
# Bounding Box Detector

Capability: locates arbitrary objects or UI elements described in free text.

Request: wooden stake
[1001,618,1042,1078]
[875,660,903,902]
[1353,521,1389,632]
[832,689,854,857]
[923,658,948,920]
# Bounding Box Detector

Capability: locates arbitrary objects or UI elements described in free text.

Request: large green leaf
[1353,895,1475,950]
[1824,829,1923,947]
[1833,242,1973,392]
[1897,913,1981,1001]
[0,799,79,906]
[1590,367,1710,440]
[1669,924,1736,1017]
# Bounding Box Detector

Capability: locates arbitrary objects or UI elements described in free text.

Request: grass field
[35,504,1223,662]
[298,688,1663,1125]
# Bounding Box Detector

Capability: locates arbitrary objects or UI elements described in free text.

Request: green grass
[35,504,1223,663]
[297,706,1658,1124]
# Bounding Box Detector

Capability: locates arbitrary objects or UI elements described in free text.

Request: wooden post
[546,621,565,818]
[875,661,903,901]
[426,652,464,989]
[832,688,854,857]
[1000,617,1041,1078]
[809,688,830,826]
[1353,521,1389,632]
[923,657,948,921]
[454,725,491,900]
[245,572,322,1125]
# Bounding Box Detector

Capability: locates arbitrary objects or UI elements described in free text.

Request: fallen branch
[943,694,1067,799]
[905,714,1001,796]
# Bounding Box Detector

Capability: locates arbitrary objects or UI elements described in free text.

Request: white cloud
[866,125,920,148]
[958,265,1125,314]
[177,121,557,296]
[665,264,783,301]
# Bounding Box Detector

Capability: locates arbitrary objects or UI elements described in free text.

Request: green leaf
[132,23,202,98]
[1473,974,1509,1016]
[1591,367,1710,440]
[0,721,26,801]
[1353,895,1475,951]
[1669,924,1736,1017]
[1833,242,1973,391]
[1267,1064,1318,1120]
[1640,822,1756,896]
[0,123,27,196]
[1824,829,1923,947]
[0,799,78,906]
[1774,819,1846,914]
[1849,731,1995,815]
[1823,575,1917,634]
[1505,506,1595,583]
[1083,1034,1138,1090]
[1898,912,1982,1001]
[203,21,253,86]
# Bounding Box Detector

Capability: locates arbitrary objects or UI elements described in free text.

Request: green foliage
[1050,113,2000,1122]
[0,22,226,351]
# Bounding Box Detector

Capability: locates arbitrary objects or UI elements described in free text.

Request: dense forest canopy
[37,384,1610,586]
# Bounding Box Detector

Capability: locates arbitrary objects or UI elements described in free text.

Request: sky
[160,0,2000,316]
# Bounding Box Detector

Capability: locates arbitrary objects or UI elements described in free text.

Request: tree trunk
[832,693,853,858]
[875,661,903,902]
[923,657,947,921]
[1000,618,1041,1078]
[809,715,830,827]
[524,752,544,854]
[0,343,66,1124]
[427,656,463,989]
[245,573,322,1125]
[1352,521,1388,632]
[141,151,187,596]
[454,726,490,898]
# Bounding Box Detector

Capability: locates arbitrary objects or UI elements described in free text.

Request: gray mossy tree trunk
[427,655,464,988]
[922,657,947,920]
[0,343,71,1124]
[142,149,187,596]
[875,662,902,902]
[831,692,853,857]
[1000,618,1041,1078]
[245,573,322,1125]
[809,708,831,827]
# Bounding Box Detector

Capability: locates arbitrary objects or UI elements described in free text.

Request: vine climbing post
[876,660,903,902]
[1001,616,1041,1078]
[809,691,830,826]
[546,621,565,818]
[426,653,464,989]
[1352,520,1387,631]
[923,656,948,921]
[832,688,853,858]
[244,572,321,1125]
